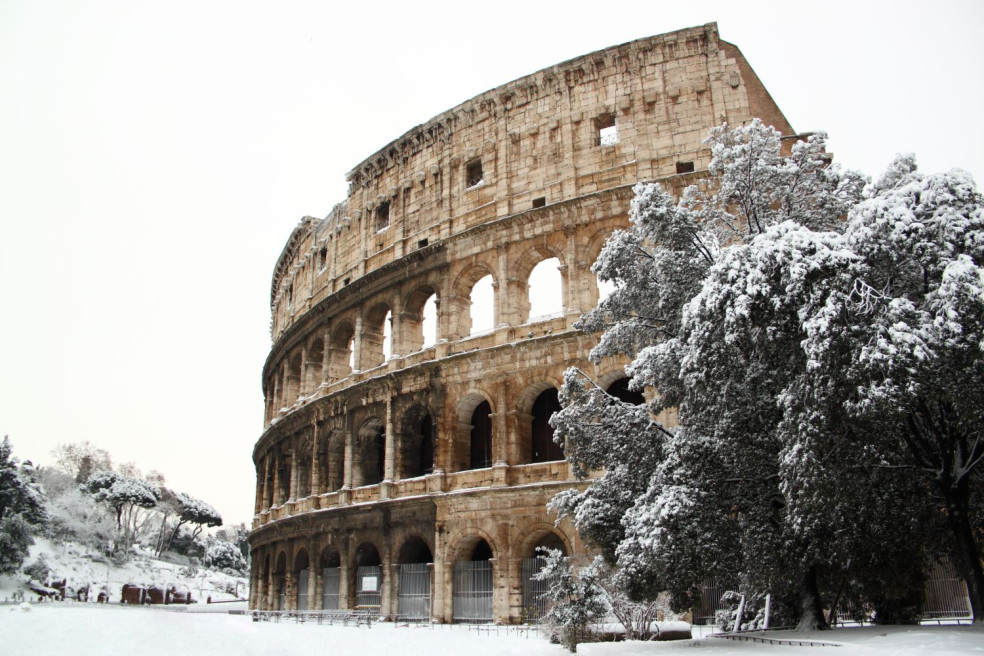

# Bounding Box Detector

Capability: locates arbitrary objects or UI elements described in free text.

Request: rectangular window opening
[596,113,618,146]
[466,159,484,187]
[676,161,695,174]
[375,201,391,230]
[532,197,546,209]
[418,238,429,249]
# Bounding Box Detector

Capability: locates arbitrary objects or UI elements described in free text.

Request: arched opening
[274,552,287,611]
[259,554,271,609]
[453,538,494,623]
[294,550,311,610]
[355,419,385,487]
[287,352,303,402]
[469,275,494,336]
[397,537,433,621]
[306,337,324,393]
[295,453,312,498]
[362,303,393,370]
[400,407,434,479]
[607,377,645,405]
[531,388,564,463]
[354,543,382,611]
[527,257,563,321]
[321,429,345,492]
[521,531,569,622]
[276,454,291,504]
[404,288,439,353]
[321,548,341,610]
[469,401,493,470]
[597,276,617,305]
[329,322,355,380]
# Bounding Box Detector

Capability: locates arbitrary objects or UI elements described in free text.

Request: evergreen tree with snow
[0,436,48,574]
[553,121,983,628]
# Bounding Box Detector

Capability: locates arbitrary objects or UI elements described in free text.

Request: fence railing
[452,560,493,623]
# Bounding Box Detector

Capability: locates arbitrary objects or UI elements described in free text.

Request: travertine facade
[249,23,794,623]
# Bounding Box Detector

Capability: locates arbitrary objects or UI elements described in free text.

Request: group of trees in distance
[551,120,984,630]
[0,437,245,578]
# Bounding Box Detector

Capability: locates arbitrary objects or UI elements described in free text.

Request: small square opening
[466,159,484,187]
[676,161,695,174]
[418,238,429,249]
[532,197,546,209]
[375,201,390,230]
[596,113,618,146]
[318,246,328,270]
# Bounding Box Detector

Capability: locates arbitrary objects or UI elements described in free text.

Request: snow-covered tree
[162,493,222,553]
[0,437,48,574]
[203,538,247,573]
[82,470,160,558]
[534,550,609,652]
[553,121,981,628]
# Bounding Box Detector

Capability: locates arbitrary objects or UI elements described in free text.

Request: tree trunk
[943,482,984,623]
[795,565,828,631]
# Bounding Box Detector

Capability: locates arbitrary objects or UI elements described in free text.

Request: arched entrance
[521,531,568,623]
[469,401,492,469]
[294,550,311,610]
[354,543,382,611]
[397,537,433,620]
[320,548,341,610]
[531,388,564,462]
[452,538,494,623]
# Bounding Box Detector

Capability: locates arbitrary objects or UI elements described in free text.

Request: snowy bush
[535,550,609,652]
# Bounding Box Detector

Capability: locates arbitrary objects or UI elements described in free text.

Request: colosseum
[248,22,795,623]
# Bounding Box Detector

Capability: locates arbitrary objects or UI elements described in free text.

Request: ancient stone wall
[249,22,793,623]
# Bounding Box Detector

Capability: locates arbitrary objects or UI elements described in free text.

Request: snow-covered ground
[1,605,981,656]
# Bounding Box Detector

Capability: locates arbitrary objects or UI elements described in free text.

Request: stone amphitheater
[248,22,795,623]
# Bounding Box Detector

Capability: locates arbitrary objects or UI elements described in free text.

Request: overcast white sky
[1,0,982,525]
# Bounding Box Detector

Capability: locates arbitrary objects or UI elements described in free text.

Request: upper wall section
[268,23,792,341]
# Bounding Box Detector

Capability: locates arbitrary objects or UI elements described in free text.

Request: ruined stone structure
[249,23,794,623]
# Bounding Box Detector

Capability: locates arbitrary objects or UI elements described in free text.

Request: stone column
[389,292,403,359]
[352,314,364,372]
[310,420,321,496]
[495,244,509,327]
[271,454,281,506]
[384,391,396,483]
[288,439,299,502]
[382,562,398,619]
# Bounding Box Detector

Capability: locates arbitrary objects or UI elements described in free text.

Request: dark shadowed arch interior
[398,537,433,564]
[469,401,492,469]
[401,406,434,479]
[531,388,564,462]
[607,377,645,405]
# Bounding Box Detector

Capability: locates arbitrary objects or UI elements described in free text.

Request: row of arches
[266,250,616,423]
[256,377,641,513]
[253,529,568,623]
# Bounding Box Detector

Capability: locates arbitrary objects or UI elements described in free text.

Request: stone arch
[328,320,355,381]
[512,242,567,323]
[448,530,498,563]
[362,301,393,370]
[295,433,313,498]
[397,536,434,564]
[320,427,345,492]
[584,226,623,308]
[354,417,385,487]
[352,541,383,611]
[274,551,288,611]
[305,334,325,393]
[294,549,312,610]
[286,351,303,403]
[403,284,440,353]
[399,404,435,479]
[451,263,496,339]
[515,378,563,464]
[454,391,494,471]
[517,525,570,559]
[276,449,291,504]
[320,545,342,610]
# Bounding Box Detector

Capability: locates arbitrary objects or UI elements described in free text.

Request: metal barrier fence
[296,569,309,610]
[356,565,382,610]
[452,560,493,623]
[923,559,971,620]
[521,557,549,623]
[322,567,340,610]
[397,563,431,620]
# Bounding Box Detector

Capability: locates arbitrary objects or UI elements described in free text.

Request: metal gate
[452,560,493,623]
[296,569,309,610]
[695,579,727,625]
[923,559,972,619]
[356,565,382,610]
[521,557,550,623]
[276,576,285,611]
[322,567,340,610]
[397,563,431,620]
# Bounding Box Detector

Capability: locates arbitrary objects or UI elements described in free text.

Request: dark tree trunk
[796,565,829,631]
[942,482,984,623]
